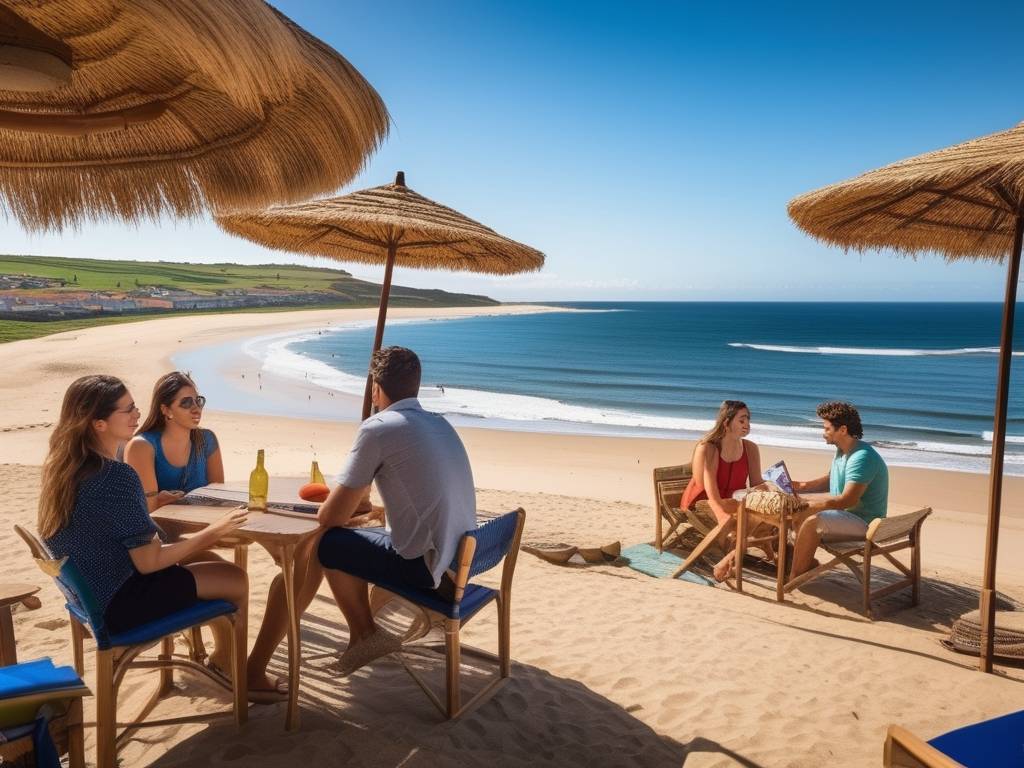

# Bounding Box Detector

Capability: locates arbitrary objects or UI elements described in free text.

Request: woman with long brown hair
[40,375,248,642]
[680,400,764,581]
[124,371,222,511]
[125,371,323,703]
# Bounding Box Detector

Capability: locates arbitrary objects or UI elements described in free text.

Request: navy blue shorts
[104,565,198,634]
[318,527,435,591]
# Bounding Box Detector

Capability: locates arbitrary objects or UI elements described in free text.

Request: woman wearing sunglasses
[125,370,323,703]
[125,371,221,511]
[41,375,248,646]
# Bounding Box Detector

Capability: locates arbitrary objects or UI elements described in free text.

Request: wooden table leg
[776,514,788,602]
[0,605,16,666]
[734,502,747,592]
[281,543,300,731]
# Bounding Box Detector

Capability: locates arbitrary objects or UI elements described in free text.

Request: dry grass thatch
[788,121,1024,261]
[216,172,545,275]
[0,0,389,231]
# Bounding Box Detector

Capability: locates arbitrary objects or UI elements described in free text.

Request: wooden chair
[14,525,247,768]
[369,509,526,719]
[884,710,1024,767]
[654,463,716,552]
[784,507,932,617]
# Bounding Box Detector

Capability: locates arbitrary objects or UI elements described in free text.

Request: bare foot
[713,552,736,582]
[247,673,288,703]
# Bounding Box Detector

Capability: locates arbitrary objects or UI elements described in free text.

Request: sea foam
[729,342,1024,357]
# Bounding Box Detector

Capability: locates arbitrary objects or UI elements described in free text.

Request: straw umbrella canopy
[0,0,389,231]
[788,120,1024,673]
[217,171,545,418]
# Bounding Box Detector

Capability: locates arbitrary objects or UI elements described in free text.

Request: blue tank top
[140,429,218,493]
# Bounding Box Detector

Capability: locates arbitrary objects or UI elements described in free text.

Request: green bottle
[249,449,269,511]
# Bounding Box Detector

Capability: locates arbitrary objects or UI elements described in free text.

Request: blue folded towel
[0,658,82,699]
[0,657,85,768]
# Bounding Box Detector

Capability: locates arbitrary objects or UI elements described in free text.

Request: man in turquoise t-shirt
[790,401,889,578]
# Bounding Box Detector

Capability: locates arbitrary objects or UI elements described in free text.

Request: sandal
[248,676,289,704]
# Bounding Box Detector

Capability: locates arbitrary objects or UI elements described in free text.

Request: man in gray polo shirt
[316,346,476,673]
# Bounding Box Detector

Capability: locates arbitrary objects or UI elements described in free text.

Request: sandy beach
[2,306,1023,768]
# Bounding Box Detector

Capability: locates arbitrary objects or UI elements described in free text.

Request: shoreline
[1,306,1022,557]
[173,308,1022,477]
[5,302,1023,576]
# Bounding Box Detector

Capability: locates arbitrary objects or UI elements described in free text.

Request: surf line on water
[728,342,1024,357]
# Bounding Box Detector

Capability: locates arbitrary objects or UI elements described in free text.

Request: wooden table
[0,582,40,666]
[732,495,800,602]
[153,479,321,731]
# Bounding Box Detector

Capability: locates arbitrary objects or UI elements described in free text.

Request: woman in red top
[681,400,764,580]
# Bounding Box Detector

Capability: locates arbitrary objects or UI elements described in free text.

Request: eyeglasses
[177,395,207,410]
[116,403,140,415]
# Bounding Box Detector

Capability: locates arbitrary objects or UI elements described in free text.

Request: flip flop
[247,677,289,704]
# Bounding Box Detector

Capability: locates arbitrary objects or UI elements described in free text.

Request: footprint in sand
[35,618,67,631]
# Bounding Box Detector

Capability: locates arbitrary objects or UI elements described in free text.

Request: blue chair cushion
[0,658,82,700]
[68,599,235,650]
[929,709,1024,767]
[385,583,498,621]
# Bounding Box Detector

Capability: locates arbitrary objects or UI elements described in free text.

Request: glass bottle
[310,460,325,485]
[249,449,269,511]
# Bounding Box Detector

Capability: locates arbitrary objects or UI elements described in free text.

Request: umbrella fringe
[787,122,1024,262]
[0,0,390,231]
[217,182,545,275]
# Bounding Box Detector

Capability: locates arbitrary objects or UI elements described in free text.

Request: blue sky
[4,1,1024,301]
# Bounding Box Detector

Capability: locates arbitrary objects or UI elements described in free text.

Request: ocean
[178,302,1024,476]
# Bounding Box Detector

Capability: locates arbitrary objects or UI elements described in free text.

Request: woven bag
[945,609,1024,658]
[743,484,803,521]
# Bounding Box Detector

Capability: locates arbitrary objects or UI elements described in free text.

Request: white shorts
[815,509,869,542]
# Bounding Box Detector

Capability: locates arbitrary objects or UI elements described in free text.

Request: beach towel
[620,544,714,585]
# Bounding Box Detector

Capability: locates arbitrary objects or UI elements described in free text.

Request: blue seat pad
[68,599,235,649]
[384,582,497,621]
[929,709,1024,766]
[0,658,82,699]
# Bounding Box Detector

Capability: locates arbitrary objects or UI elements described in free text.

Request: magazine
[763,460,795,495]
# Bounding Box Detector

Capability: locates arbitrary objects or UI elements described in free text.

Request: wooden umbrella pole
[361,241,398,420]
[979,209,1024,673]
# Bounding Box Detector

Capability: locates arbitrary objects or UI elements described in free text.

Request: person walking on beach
[790,401,889,578]
[680,400,765,581]
[316,346,476,673]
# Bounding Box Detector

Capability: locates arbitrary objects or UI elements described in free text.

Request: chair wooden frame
[654,464,704,552]
[370,509,526,720]
[884,724,966,768]
[14,525,247,768]
[781,507,931,617]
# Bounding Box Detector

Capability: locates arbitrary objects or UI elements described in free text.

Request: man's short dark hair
[816,401,864,439]
[370,346,421,401]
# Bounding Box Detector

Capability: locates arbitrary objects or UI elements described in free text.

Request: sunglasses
[176,395,207,409]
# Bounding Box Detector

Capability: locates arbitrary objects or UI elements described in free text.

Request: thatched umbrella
[0,1,389,231]
[789,120,1024,673]
[217,171,545,418]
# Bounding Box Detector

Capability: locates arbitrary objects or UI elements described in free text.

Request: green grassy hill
[0,254,500,343]
[0,254,498,298]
